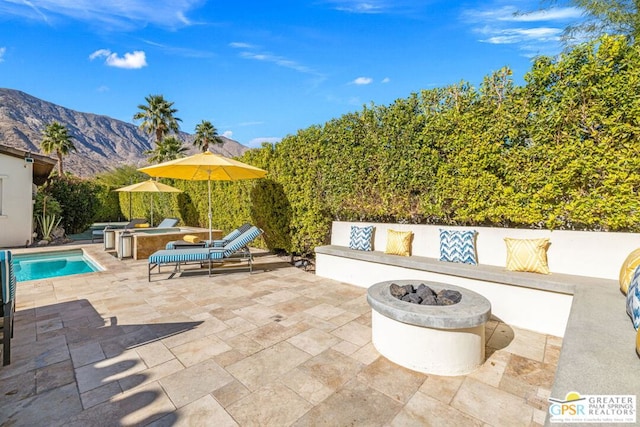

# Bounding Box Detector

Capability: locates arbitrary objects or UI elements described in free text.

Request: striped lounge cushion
[220,226,262,257]
[0,250,16,303]
[439,229,477,265]
[165,240,210,250]
[149,248,223,265]
[212,223,253,248]
[152,227,261,264]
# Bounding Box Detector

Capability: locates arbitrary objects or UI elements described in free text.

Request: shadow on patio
[0,298,202,426]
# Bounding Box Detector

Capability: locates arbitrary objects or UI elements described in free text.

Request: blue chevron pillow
[627,266,640,330]
[439,229,477,265]
[349,225,374,251]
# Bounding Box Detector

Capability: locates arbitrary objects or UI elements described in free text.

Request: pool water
[13,249,102,282]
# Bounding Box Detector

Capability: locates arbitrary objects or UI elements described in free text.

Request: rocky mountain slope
[0,88,249,177]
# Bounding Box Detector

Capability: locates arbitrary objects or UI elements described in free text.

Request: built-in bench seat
[316,245,578,337]
[547,278,638,425]
[314,221,640,423]
[316,245,593,295]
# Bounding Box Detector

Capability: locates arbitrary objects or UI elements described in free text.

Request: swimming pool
[12,249,103,282]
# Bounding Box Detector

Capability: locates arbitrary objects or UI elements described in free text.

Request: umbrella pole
[208,173,212,242]
[150,194,154,227]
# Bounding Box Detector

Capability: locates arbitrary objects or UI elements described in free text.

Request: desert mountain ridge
[0,88,250,177]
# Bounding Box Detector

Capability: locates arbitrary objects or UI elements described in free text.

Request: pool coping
[7,242,126,282]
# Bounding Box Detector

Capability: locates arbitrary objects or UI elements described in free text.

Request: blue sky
[0,0,583,148]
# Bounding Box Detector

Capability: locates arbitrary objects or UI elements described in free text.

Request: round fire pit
[367,280,491,376]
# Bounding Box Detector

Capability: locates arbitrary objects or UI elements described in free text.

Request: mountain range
[0,88,249,177]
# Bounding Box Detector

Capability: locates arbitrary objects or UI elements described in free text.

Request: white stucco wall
[330,221,640,281]
[0,153,34,247]
[315,254,573,336]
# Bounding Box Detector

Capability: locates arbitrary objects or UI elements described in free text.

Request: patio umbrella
[114,179,182,227]
[138,152,267,241]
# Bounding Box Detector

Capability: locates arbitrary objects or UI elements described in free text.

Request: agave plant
[36,194,62,241]
[37,214,62,241]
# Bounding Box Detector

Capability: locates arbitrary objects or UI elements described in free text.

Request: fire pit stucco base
[367,280,491,376]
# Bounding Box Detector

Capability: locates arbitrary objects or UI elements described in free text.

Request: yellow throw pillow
[134,223,150,228]
[619,248,640,295]
[504,238,551,274]
[183,235,200,243]
[385,229,412,256]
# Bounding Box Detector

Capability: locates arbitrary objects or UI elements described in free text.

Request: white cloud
[89,49,110,60]
[483,27,562,44]
[0,0,204,30]
[230,43,322,76]
[323,0,389,14]
[229,42,255,49]
[322,0,425,15]
[466,6,582,23]
[176,11,191,25]
[0,47,6,63]
[462,3,584,56]
[239,51,316,74]
[89,49,147,69]
[335,1,384,13]
[353,76,373,85]
[96,85,109,92]
[247,137,281,148]
[381,77,390,83]
[222,130,233,138]
[507,7,583,22]
[142,39,214,59]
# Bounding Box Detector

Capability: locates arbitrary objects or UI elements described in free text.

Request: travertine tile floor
[0,243,561,426]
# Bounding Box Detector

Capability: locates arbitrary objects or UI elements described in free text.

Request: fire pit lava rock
[389,282,462,306]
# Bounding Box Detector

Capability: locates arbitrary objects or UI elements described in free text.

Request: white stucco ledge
[367,280,491,329]
[316,245,582,295]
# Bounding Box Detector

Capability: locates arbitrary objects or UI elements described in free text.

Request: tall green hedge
[96,35,640,255]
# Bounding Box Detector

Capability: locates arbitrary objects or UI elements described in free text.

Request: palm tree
[133,95,182,144]
[145,136,188,164]
[193,120,224,152]
[40,121,76,177]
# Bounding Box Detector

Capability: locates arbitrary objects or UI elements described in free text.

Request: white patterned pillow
[439,229,477,265]
[349,225,374,251]
[627,266,640,330]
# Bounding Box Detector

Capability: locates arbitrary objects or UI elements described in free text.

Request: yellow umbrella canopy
[115,179,182,226]
[138,152,267,241]
[115,179,184,193]
[138,152,267,180]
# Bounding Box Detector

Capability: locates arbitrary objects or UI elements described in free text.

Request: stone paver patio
[0,243,560,426]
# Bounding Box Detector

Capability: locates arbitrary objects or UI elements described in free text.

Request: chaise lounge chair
[148,226,263,281]
[92,218,149,243]
[0,250,16,366]
[165,222,252,250]
[150,218,180,229]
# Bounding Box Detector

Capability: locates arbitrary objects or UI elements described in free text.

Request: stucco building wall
[0,153,34,247]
